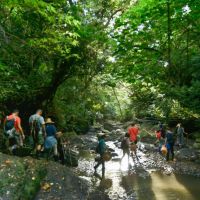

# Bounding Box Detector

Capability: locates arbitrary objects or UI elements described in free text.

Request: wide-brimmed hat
[97,132,107,138]
[45,118,55,124]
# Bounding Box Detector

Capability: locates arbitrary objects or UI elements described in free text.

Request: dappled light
[1,0,200,199]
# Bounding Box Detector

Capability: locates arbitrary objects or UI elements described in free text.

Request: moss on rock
[0,153,46,200]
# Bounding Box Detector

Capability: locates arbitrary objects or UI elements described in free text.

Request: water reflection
[78,140,200,200]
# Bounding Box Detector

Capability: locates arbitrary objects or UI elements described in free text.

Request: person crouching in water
[44,118,59,161]
[94,133,106,178]
[121,133,130,162]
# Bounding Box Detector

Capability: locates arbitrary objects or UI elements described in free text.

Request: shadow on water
[120,163,156,200]
[141,171,200,200]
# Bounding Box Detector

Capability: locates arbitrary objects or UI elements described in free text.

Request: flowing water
[78,141,200,200]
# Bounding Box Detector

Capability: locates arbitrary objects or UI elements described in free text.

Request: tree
[112,0,200,115]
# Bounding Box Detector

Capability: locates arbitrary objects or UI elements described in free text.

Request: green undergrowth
[0,153,47,200]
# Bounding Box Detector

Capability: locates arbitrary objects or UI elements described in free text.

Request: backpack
[30,116,40,134]
[121,138,129,149]
[161,129,165,138]
[4,117,16,138]
[166,131,174,143]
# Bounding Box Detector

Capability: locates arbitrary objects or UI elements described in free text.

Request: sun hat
[45,118,55,124]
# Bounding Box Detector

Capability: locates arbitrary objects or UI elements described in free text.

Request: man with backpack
[121,133,130,162]
[29,109,46,156]
[4,109,25,154]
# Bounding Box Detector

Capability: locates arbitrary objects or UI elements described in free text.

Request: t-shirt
[128,126,139,142]
[156,131,161,139]
[98,139,106,155]
[29,114,45,133]
[166,131,174,143]
[6,114,21,132]
[46,124,57,137]
[177,127,184,135]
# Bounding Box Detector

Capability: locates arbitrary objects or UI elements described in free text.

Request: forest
[1,1,200,200]
[0,0,200,131]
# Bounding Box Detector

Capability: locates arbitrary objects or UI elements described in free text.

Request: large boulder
[193,142,200,149]
[176,148,198,161]
[0,153,46,200]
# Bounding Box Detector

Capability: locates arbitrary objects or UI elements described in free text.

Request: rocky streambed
[1,121,200,200]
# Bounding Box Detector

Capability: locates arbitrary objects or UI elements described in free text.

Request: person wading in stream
[128,123,140,158]
[165,126,175,161]
[121,133,130,162]
[94,133,106,178]
[128,123,139,144]
[29,109,46,157]
[3,109,25,154]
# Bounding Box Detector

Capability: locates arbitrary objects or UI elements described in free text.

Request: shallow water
[78,141,200,200]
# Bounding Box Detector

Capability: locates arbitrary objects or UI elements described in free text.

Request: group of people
[3,109,61,160]
[155,122,188,161]
[94,121,188,178]
[94,123,140,178]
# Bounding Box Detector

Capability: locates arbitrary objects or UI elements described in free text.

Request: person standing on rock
[165,126,175,161]
[94,133,107,178]
[176,123,187,148]
[3,109,25,154]
[44,118,60,161]
[29,109,46,157]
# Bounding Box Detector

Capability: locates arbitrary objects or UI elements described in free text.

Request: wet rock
[108,147,115,152]
[176,148,198,161]
[142,143,155,151]
[70,137,84,145]
[193,142,200,149]
[111,152,119,157]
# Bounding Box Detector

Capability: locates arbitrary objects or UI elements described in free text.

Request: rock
[70,137,84,145]
[196,138,200,143]
[176,148,198,161]
[108,147,115,152]
[193,142,200,149]
[111,152,119,157]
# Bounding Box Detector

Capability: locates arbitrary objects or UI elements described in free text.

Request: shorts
[123,148,130,155]
[44,136,57,149]
[37,134,44,145]
[32,131,44,145]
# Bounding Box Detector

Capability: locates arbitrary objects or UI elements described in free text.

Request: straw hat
[97,132,107,138]
[45,118,55,124]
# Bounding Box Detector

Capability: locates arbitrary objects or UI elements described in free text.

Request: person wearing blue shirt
[44,118,59,160]
[94,133,106,178]
[165,126,175,161]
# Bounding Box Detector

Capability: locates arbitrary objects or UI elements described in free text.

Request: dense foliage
[112,0,200,119]
[0,0,200,131]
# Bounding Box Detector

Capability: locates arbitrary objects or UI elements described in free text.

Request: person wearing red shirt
[4,109,25,153]
[128,123,139,144]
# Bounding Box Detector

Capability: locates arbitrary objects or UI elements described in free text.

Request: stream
[76,140,200,200]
